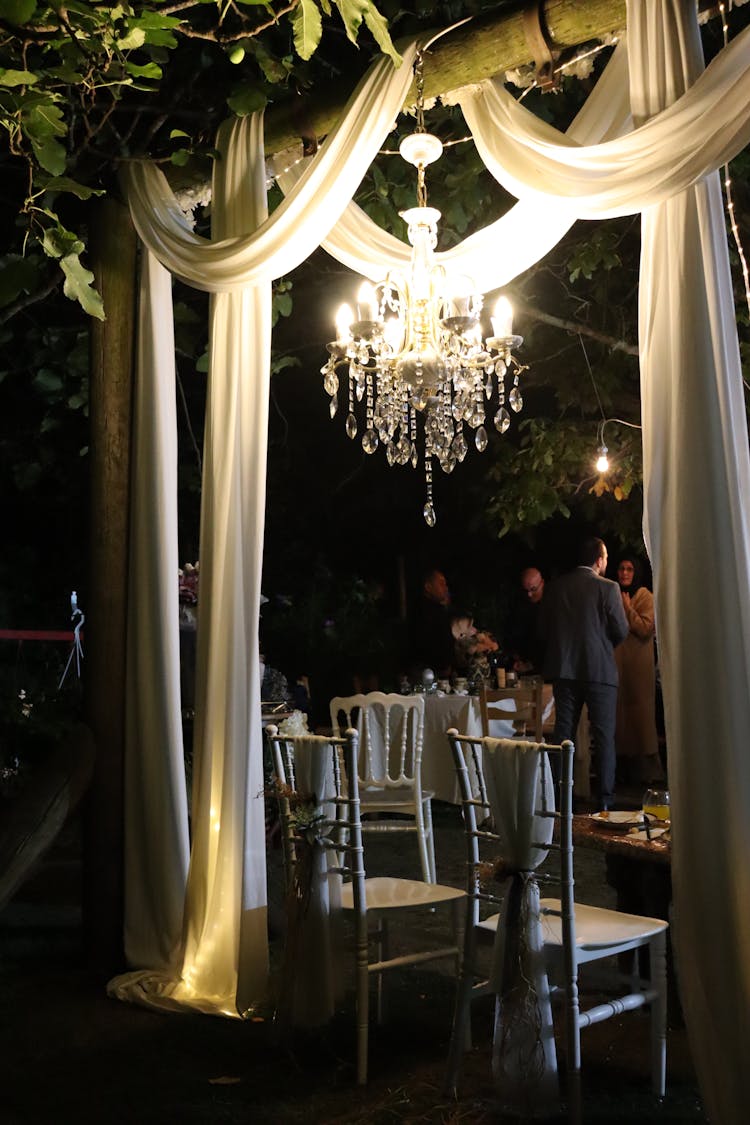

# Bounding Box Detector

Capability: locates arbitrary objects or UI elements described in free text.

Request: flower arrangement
[466,630,500,688]
[278,710,309,737]
[178,562,199,628]
[178,561,199,605]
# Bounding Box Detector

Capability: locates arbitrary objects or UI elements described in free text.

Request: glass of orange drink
[643,788,670,823]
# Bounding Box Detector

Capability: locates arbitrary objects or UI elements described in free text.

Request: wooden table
[574,814,678,1016]
[573,813,671,867]
[573,814,671,916]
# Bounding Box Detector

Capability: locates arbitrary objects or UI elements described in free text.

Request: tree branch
[0,273,61,326]
[514,296,639,356]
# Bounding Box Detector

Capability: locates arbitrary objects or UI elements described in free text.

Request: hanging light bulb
[596,445,610,473]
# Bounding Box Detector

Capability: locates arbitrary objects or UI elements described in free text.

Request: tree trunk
[85,197,138,975]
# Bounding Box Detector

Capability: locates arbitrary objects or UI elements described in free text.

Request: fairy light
[718,2,750,345]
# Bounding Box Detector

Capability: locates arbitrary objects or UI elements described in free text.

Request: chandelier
[321,54,528,525]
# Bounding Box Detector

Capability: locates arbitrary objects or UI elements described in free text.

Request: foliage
[0,0,398,317]
[0,646,83,797]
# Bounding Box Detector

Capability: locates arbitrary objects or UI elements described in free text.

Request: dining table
[573,811,677,1013]
[420,686,557,803]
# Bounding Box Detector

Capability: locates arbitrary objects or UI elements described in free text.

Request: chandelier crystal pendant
[320,56,528,525]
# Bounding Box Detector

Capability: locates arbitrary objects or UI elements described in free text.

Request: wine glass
[642,787,670,823]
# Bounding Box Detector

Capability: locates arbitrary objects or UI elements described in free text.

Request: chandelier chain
[414,50,426,134]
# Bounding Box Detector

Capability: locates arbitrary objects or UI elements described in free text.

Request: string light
[595,443,610,473]
[718,1,750,362]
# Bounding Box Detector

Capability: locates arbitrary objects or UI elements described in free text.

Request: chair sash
[481,738,559,1117]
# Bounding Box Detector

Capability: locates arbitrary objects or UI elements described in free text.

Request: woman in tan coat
[614,556,665,784]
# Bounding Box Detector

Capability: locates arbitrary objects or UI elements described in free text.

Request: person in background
[541,537,629,810]
[614,555,665,784]
[509,565,546,673]
[411,567,454,678]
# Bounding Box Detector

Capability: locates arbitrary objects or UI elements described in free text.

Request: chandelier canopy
[321,55,528,525]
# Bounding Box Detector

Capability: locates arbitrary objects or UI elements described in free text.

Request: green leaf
[270,354,300,375]
[291,0,323,62]
[33,367,64,393]
[59,254,105,320]
[333,0,401,66]
[124,60,162,80]
[116,27,146,50]
[40,176,103,200]
[0,1,37,24]
[226,83,267,117]
[170,148,190,166]
[0,69,38,87]
[0,255,40,307]
[23,98,66,137]
[42,224,84,260]
[169,129,190,140]
[29,134,67,174]
[246,41,293,85]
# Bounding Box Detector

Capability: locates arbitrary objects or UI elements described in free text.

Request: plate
[590,810,655,830]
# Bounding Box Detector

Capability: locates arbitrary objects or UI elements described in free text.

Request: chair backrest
[265,724,365,896]
[447,728,574,925]
[329,691,425,790]
[479,681,543,741]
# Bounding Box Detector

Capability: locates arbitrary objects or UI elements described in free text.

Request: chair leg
[562,955,582,1125]
[444,901,478,1096]
[414,796,436,883]
[356,912,370,1084]
[424,797,437,883]
[650,930,668,1098]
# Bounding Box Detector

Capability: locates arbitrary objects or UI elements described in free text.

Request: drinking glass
[643,787,670,823]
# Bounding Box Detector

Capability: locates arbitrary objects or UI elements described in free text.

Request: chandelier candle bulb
[335,303,354,345]
[491,297,514,339]
[356,282,378,322]
[596,445,610,473]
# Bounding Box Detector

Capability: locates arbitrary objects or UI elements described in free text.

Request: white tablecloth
[422,694,484,803]
[421,691,561,803]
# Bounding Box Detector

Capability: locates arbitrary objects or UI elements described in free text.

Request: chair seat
[540,898,669,949]
[475,901,668,951]
[341,876,464,911]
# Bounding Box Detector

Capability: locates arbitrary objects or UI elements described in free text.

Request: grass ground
[0,804,706,1124]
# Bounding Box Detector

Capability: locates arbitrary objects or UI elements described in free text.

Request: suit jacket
[541,567,629,686]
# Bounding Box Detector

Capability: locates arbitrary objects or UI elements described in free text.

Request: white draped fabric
[277,44,634,291]
[116,3,750,1115]
[122,250,190,972]
[633,9,750,1125]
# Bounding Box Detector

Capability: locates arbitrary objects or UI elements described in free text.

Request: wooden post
[84,197,138,975]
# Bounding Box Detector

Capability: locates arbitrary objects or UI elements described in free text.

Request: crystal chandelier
[321,53,528,526]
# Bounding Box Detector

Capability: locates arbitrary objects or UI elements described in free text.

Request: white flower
[278,710,309,737]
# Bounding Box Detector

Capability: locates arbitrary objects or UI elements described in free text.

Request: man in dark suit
[541,537,629,809]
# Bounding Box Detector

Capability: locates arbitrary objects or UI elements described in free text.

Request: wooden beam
[263,0,629,155]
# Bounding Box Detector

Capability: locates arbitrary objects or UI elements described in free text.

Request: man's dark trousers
[552,678,618,808]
